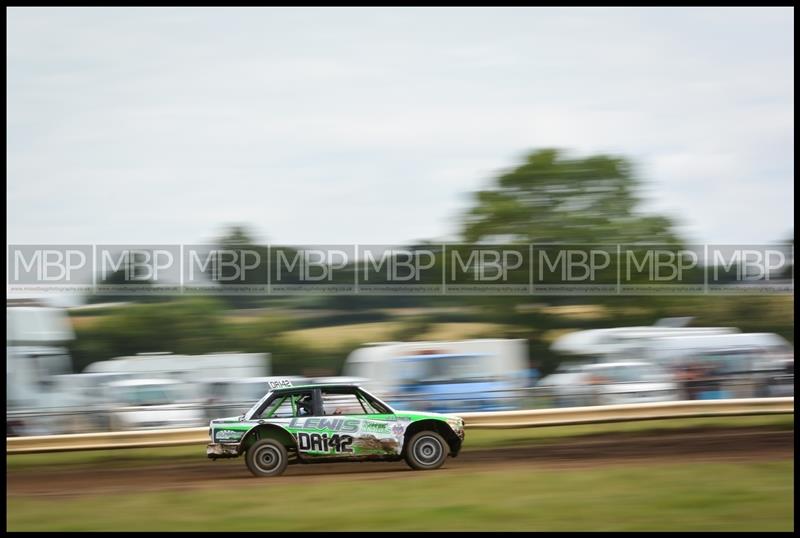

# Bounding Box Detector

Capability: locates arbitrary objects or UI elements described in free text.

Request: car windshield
[245,390,274,419]
[256,395,297,419]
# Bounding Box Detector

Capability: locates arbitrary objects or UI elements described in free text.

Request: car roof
[210,376,296,384]
[272,383,362,392]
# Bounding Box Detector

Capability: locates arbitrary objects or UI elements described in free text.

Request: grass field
[7,415,793,470]
[279,321,404,351]
[7,460,793,531]
[279,321,511,352]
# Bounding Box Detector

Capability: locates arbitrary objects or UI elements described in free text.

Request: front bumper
[207,443,239,459]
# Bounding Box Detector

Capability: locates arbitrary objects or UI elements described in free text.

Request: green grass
[6,414,793,470]
[7,460,793,531]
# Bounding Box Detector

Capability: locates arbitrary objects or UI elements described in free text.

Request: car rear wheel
[405,431,447,471]
[246,438,288,477]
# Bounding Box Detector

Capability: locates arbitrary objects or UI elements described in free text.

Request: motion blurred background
[6,6,794,532]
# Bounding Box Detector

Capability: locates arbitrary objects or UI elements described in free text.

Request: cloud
[7,7,794,246]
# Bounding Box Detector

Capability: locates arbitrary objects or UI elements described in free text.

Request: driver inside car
[296,394,313,416]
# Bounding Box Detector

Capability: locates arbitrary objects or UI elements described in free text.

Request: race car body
[207,382,465,477]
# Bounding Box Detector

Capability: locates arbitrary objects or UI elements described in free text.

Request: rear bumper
[207,443,239,459]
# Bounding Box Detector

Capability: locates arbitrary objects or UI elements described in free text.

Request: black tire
[245,438,289,477]
[404,430,448,471]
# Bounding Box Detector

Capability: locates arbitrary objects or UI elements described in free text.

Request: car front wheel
[405,431,448,471]
[245,438,289,477]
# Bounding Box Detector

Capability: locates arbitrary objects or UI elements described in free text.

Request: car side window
[259,392,316,419]
[320,390,368,416]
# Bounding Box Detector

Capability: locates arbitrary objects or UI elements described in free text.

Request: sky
[6,7,795,247]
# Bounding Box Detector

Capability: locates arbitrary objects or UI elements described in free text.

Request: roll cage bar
[245,386,395,421]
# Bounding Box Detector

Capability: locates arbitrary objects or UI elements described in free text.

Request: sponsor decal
[288,417,360,433]
[392,423,406,448]
[361,421,390,434]
[297,432,353,453]
[215,429,243,441]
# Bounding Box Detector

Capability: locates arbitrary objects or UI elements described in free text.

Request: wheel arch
[240,424,297,455]
[403,419,461,456]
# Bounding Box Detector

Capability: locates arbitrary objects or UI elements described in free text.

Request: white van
[342,339,530,412]
[539,361,680,407]
[643,332,792,368]
[85,351,271,389]
[103,378,205,431]
[551,325,739,360]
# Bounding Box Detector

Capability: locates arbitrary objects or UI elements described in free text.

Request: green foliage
[206,225,270,309]
[69,298,232,371]
[463,148,681,244]
[222,316,323,375]
[390,317,434,341]
[457,148,692,369]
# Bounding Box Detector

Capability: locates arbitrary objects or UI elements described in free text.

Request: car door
[293,388,401,458]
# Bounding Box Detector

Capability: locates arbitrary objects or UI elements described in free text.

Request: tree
[205,225,270,309]
[69,297,233,371]
[463,148,681,245]
[459,148,689,372]
[87,250,158,304]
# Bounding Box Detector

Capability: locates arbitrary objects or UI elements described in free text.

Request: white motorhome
[640,332,794,398]
[551,324,740,361]
[342,339,530,412]
[643,332,793,369]
[6,305,89,435]
[84,351,271,395]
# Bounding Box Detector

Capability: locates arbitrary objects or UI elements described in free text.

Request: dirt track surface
[7,427,793,498]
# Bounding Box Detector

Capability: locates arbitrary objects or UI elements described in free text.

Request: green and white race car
[207,381,465,477]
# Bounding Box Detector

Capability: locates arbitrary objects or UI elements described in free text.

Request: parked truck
[6,304,91,435]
